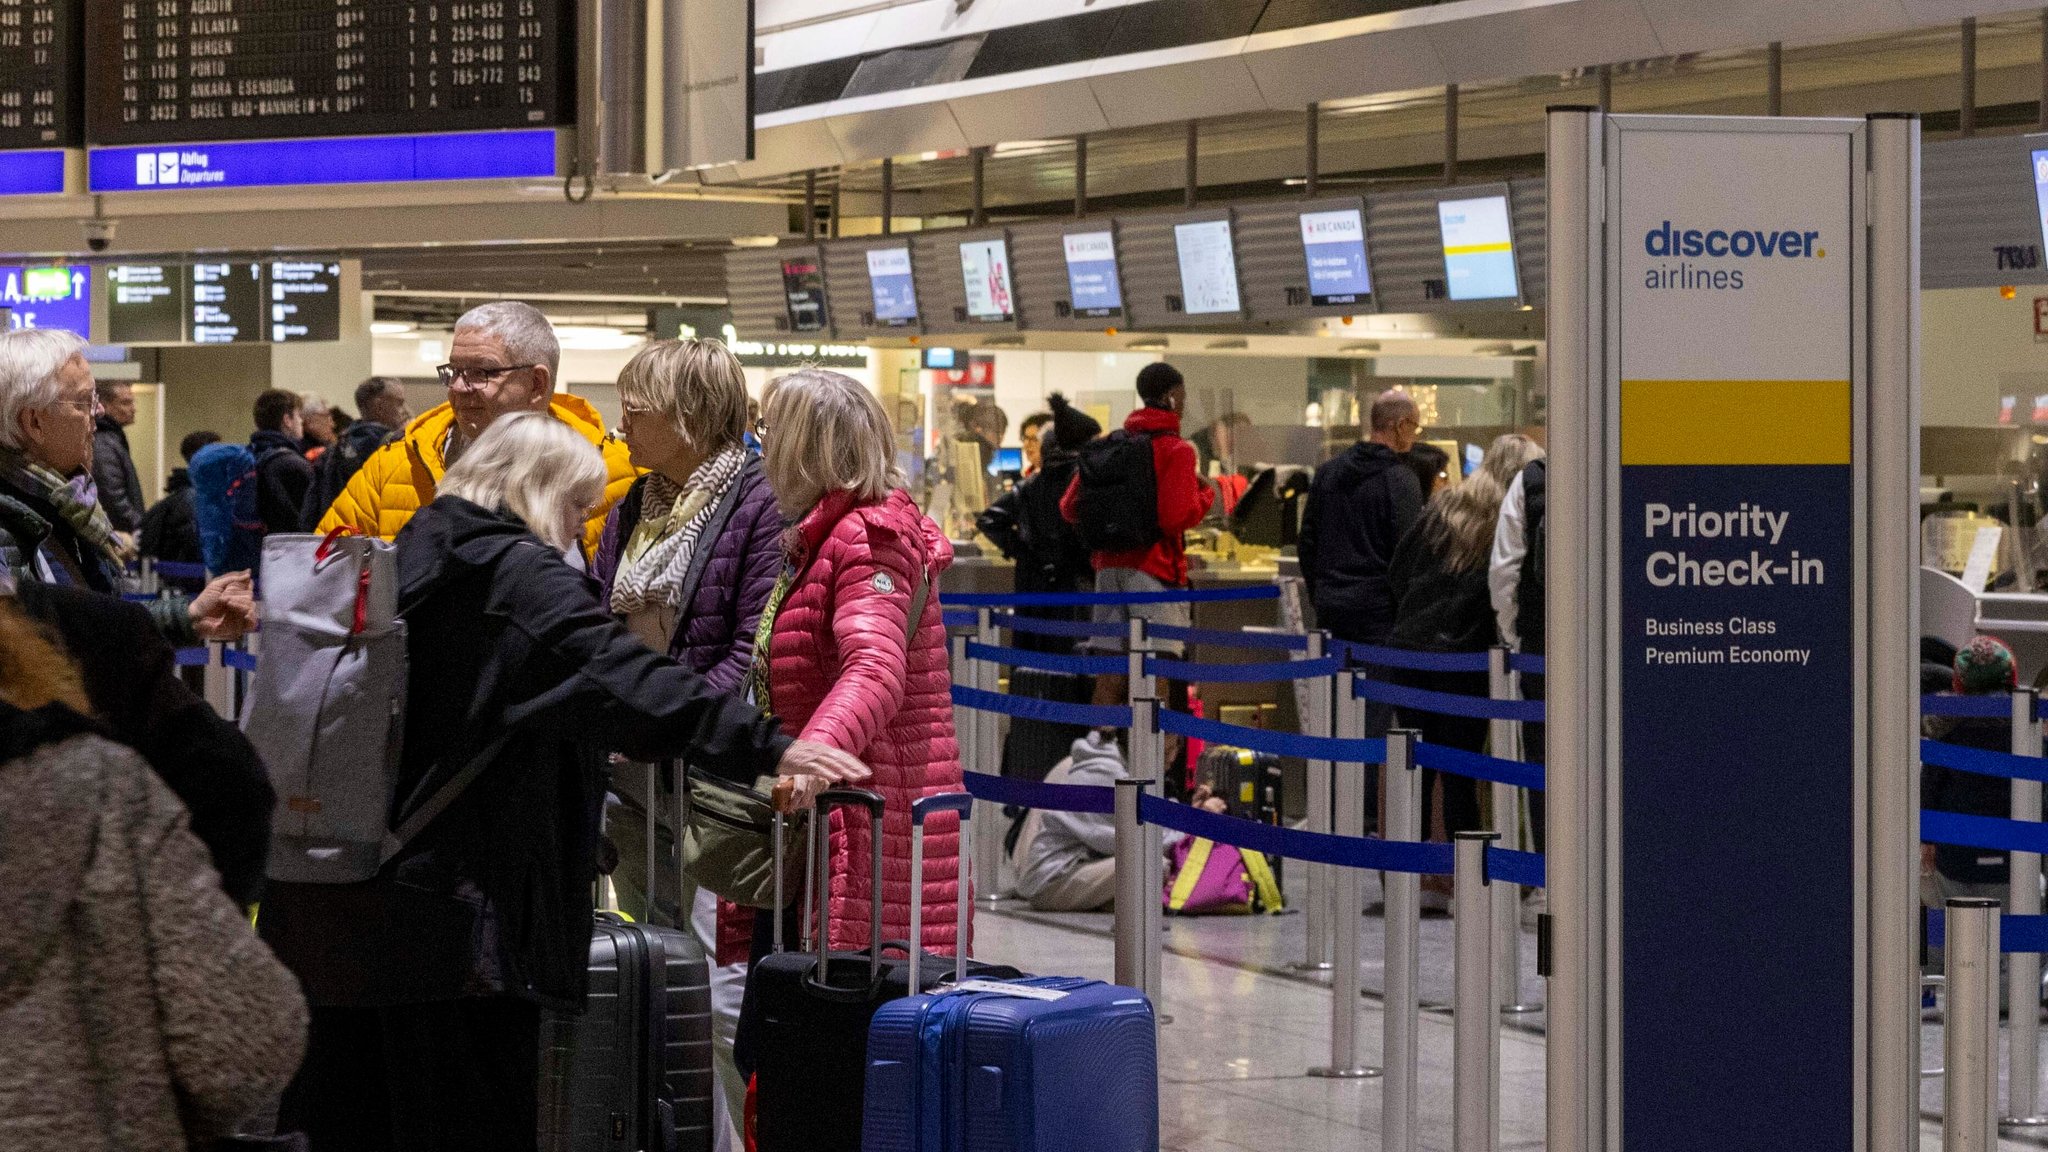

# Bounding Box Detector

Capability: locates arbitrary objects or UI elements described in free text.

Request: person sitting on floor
[1014,730,1225,912]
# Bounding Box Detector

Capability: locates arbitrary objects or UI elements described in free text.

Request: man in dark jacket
[1299,388,1424,645]
[13,576,274,907]
[980,392,1100,650]
[90,380,145,535]
[300,376,408,529]
[140,430,219,582]
[249,388,314,536]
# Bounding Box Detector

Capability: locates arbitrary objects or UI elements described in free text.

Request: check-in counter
[1924,566,2048,686]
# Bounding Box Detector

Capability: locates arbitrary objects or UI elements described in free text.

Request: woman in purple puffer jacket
[590,337,782,1152]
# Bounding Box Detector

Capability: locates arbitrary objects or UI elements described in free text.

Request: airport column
[1544,108,1920,1152]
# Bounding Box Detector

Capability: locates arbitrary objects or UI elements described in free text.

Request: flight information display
[0,0,79,149]
[108,260,343,344]
[866,246,918,327]
[958,236,1015,323]
[1174,219,1241,316]
[1438,193,1521,301]
[85,0,573,146]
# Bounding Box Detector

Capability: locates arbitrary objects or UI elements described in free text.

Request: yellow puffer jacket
[314,394,638,557]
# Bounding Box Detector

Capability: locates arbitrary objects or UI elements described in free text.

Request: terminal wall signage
[0,263,88,334]
[1610,119,1857,1152]
[87,130,559,193]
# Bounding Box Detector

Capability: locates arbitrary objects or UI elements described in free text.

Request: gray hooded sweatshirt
[1016,731,1185,900]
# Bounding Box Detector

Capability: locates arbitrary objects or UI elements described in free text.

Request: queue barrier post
[139,557,158,597]
[1488,646,1534,1015]
[1454,830,1501,1152]
[2008,686,2048,1127]
[1946,898,2001,1152]
[1131,695,1166,1016]
[1310,670,1378,1080]
[972,610,1007,906]
[1113,774,1153,998]
[1382,728,1423,1152]
[1294,629,1335,973]
[202,641,234,719]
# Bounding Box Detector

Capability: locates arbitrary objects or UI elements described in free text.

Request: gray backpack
[245,531,501,884]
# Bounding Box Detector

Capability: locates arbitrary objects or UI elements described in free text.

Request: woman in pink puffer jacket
[753,369,965,957]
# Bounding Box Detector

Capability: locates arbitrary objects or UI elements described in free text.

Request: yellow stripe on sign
[1621,379,1851,466]
[1443,242,1512,256]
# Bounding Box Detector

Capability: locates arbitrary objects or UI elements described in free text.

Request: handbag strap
[385,729,516,863]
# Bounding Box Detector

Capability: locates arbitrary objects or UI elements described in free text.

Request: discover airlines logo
[1641,220,1825,292]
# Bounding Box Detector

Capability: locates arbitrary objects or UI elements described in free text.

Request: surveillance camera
[83,219,116,253]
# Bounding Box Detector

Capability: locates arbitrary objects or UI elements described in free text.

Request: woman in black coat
[1386,434,1544,871]
[264,412,866,1152]
[975,393,1101,655]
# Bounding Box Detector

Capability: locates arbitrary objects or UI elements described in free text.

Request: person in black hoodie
[263,412,869,1152]
[977,392,1101,653]
[140,429,219,584]
[1386,433,1544,896]
[1922,636,2020,908]
[1299,389,1425,648]
[300,376,408,530]
[249,388,314,537]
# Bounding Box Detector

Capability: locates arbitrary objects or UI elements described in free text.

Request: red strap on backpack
[314,526,374,636]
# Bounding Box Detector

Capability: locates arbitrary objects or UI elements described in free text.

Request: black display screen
[190,261,263,343]
[267,260,341,342]
[85,0,573,146]
[0,0,81,148]
[107,264,186,344]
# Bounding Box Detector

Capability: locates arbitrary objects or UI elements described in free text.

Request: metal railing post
[2010,686,2046,1126]
[1311,670,1377,1079]
[1947,898,2001,1152]
[139,557,158,596]
[202,640,234,719]
[1113,777,1150,991]
[1454,830,1502,1152]
[1488,646,1532,1014]
[1383,728,1423,1152]
[1130,695,1165,1012]
[1294,629,1334,972]
[973,609,1006,905]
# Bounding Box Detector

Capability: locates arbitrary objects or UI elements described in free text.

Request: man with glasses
[317,301,636,557]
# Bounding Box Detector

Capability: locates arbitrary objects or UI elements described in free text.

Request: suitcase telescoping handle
[810,788,887,989]
[907,793,974,996]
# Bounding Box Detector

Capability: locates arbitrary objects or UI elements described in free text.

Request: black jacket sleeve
[493,546,794,783]
[20,582,275,906]
[1388,468,1424,552]
[976,487,1026,560]
[1297,473,1323,602]
[92,428,144,533]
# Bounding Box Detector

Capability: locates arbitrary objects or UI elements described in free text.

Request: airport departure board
[84,0,573,146]
[0,0,80,148]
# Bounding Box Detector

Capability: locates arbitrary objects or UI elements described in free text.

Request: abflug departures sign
[1613,122,1856,1152]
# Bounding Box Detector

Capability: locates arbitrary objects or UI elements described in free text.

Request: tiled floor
[978,868,2048,1151]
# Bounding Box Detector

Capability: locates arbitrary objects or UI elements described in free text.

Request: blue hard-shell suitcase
[859,793,1159,1152]
[861,975,1158,1152]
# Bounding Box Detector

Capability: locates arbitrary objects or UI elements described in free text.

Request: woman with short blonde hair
[749,368,965,965]
[265,408,867,1152]
[591,338,788,1148]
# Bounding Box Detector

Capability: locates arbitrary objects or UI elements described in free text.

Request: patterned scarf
[0,449,132,568]
[609,445,748,616]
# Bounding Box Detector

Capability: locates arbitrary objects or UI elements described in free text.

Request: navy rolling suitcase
[861,795,1160,1152]
[540,762,714,1152]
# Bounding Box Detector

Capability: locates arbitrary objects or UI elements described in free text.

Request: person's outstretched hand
[190,571,258,641]
[774,739,872,813]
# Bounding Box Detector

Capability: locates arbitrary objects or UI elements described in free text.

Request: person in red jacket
[1061,362,1214,706]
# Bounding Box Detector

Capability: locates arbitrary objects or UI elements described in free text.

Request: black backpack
[1074,430,1160,552]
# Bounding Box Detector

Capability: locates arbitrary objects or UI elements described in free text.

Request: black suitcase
[540,763,714,1152]
[735,789,1019,1152]
[998,668,1092,783]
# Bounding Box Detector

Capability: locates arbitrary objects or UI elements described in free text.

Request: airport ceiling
[366,14,2046,308]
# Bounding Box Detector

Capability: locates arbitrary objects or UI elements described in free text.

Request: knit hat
[1954,635,2018,695]
[1046,392,1101,452]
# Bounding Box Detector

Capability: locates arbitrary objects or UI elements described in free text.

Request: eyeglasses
[753,418,769,442]
[49,395,100,416]
[620,403,658,421]
[436,363,537,390]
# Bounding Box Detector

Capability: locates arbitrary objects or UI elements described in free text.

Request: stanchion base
[976,893,1015,908]
[1288,961,1335,973]
[2001,1115,2048,1129]
[1501,1002,1543,1015]
[1307,1066,1383,1080]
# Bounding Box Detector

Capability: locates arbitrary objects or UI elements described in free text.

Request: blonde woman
[1385,433,1545,887]
[750,369,964,961]
[262,411,866,1152]
[591,338,783,1150]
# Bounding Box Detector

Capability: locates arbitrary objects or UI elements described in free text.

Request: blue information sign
[0,264,90,334]
[1299,208,1372,306]
[1062,230,1123,317]
[88,130,558,193]
[866,247,919,327]
[0,151,67,196]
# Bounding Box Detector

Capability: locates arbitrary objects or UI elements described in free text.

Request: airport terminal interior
[26,1,2048,1151]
